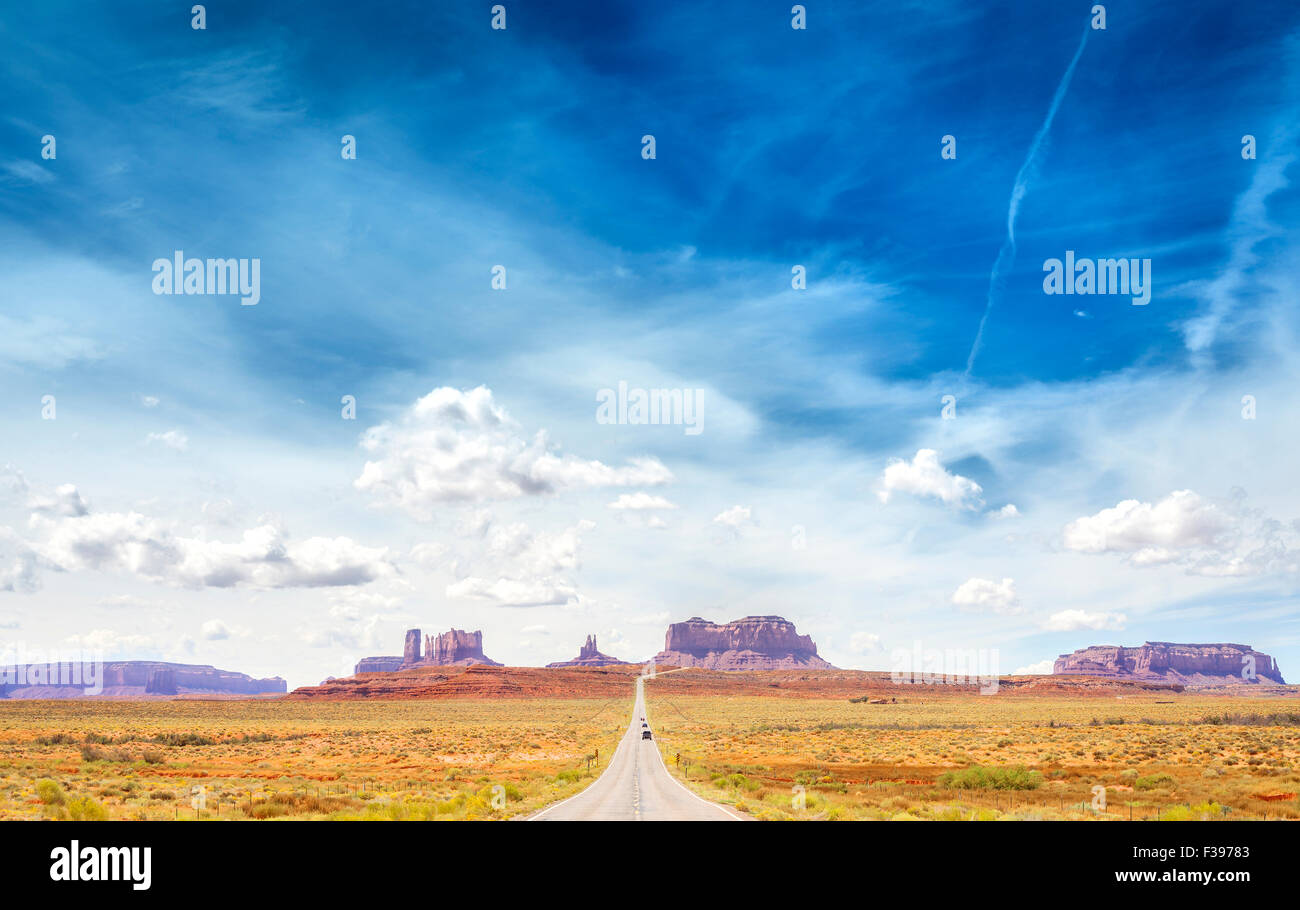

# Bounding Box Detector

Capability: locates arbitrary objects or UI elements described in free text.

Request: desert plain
[3,665,1297,821]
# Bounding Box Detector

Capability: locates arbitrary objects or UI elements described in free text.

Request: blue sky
[2,1,1299,688]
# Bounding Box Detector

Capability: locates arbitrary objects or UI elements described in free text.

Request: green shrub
[67,796,109,821]
[937,765,1042,791]
[36,779,65,805]
[34,733,78,745]
[1135,773,1175,791]
[149,732,215,747]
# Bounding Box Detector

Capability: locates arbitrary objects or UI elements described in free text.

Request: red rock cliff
[546,634,633,668]
[1053,642,1284,685]
[653,615,835,671]
[399,628,502,667]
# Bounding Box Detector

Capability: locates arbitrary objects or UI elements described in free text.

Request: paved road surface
[531,676,744,821]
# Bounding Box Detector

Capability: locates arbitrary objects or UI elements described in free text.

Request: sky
[2,0,1299,689]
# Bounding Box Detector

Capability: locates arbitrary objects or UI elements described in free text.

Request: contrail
[964,22,1091,378]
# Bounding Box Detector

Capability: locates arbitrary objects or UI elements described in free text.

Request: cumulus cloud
[408,541,449,568]
[445,576,576,607]
[28,483,89,517]
[302,612,386,650]
[62,628,160,657]
[0,525,41,593]
[23,506,394,590]
[1062,489,1294,576]
[608,492,678,511]
[145,429,189,452]
[1013,658,1055,675]
[354,386,672,517]
[991,504,1020,520]
[850,631,883,653]
[1043,609,1126,632]
[201,619,231,640]
[445,519,594,608]
[951,577,1022,614]
[0,550,39,594]
[712,505,753,529]
[1064,490,1228,560]
[877,449,983,509]
[485,520,593,575]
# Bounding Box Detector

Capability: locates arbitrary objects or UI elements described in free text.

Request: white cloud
[141,396,160,408]
[1013,658,1055,675]
[442,518,595,609]
[62,628,160,657]
[28,483,89,517]
[608,492,678,510]
[1043,609,1127,632]
[302,612,386,650]
[991,504,1020,519]
[951,577,1021,614]
[1064,490,1229,558]
[354,386,672,517]
[850,631,883,653]
[408,541,448,568]
[145,429,189,452]
[201,619,231,640]
[479,520,593,575]
[1061,489,1293,576]
[27,508,394,590]
[445,575,576,608]
[877,449,983,509]
[0,551,39,594]
[712,505,753,529]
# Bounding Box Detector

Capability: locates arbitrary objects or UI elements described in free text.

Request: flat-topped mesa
[391,628,502,668]
[355,656,403,674]
[546,634,634,668]
[1054,642,1285,686]
[653,615,836,671]
[0,661,286,699]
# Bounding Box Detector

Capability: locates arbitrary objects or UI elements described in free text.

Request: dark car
[641,730,652,740]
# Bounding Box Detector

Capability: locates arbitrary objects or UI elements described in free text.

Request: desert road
[531,675,745,821]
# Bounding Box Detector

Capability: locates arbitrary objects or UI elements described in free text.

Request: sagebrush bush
[938,765,1042,791]
[36,779,65,805]
[67,796,108,821]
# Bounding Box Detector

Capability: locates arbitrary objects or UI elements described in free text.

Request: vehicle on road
[642,730,652,740]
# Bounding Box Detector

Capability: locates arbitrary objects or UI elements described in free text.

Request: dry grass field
[0,698,626,820]
[6,666,1298,822]
[643,677,1300,821]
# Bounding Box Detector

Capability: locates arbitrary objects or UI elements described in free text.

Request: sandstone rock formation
[426,629,500,666]
[1053,642,1285,686]
[0,661,286,699]
[546,634,634,668]
[354,656,403,674]
[290,663,643,700]
[652,615,835,671]
[390,628,502,668]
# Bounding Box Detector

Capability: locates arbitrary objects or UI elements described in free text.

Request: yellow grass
[1,698,626,820]
[643,687,1300,820]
